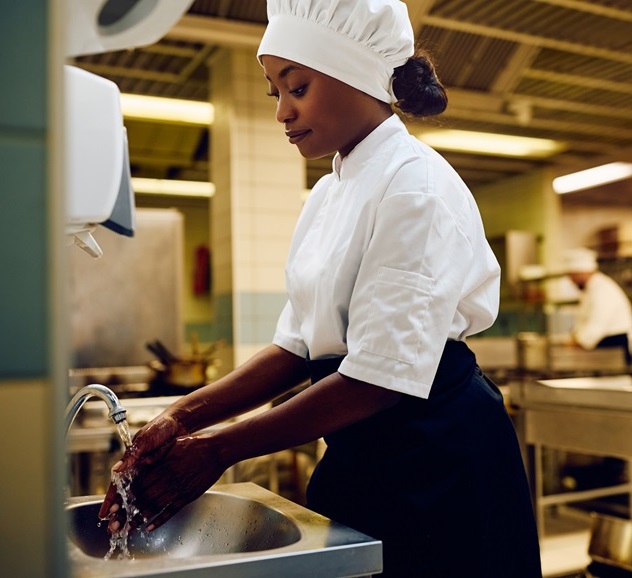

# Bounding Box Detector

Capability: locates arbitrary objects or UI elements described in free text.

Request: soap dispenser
[64,65,134,258]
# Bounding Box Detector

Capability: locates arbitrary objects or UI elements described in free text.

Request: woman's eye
[290,85,307,97]
[267,92,280,101]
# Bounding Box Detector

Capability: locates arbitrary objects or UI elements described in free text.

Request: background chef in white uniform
[562,247,632,366]
[101,1,542,576]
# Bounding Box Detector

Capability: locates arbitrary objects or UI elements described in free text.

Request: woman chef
[101,1,542,576]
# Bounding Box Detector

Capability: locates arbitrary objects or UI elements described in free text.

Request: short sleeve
[339,191,475,398]
[273,300,309,358]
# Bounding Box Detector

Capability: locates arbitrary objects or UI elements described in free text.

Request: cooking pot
[516,332,550,372]
[589,513,632,571]
[149,357,211,389]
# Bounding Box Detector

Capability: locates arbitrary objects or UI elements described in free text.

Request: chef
[563,247,632,366]
[101,1,542,576]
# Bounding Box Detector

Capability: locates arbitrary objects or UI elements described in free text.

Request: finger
[115,450,142,472]
[107,507,127,533]
[135,440,175,469]
[143,500,181,532]
[108,517,121,533]
[131,478,180,531]
[98,483,121,519]
[128,510,148,531]
[111,460,124,473]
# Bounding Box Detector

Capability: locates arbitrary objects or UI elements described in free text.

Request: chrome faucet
[65,383,127,436]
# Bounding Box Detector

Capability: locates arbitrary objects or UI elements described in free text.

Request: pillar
[210,47,305,372]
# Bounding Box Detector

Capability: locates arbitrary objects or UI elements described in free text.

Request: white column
[210,47,305,372]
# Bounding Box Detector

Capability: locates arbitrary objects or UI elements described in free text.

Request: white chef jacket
[273,115,500,398]
[573,271,632,351]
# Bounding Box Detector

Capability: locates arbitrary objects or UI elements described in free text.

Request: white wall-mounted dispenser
[64,65,134,258]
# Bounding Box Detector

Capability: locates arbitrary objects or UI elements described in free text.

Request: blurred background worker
[562,247,632,367]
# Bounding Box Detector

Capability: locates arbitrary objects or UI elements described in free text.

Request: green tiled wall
[187,292,287,346]
[236,292,287,344]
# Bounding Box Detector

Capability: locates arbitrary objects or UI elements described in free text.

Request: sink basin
[68,491,301,559]
[67,482,382,577]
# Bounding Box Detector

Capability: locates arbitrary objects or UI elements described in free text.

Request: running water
[104,468,140,560]
[103,419,141,560]
[116,420,133,450]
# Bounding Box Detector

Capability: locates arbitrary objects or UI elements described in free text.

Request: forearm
[164,344,310,433]
[210,372,402,468]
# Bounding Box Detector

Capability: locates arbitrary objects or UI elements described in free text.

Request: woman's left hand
[131,433,227,532]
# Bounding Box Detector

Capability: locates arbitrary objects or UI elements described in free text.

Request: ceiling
[73,0,632,205]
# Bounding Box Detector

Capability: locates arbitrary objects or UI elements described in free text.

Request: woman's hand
[128,433,227,531]
[98,413,188,525]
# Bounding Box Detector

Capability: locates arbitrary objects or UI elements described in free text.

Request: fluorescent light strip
[120,94,214,125]
[553,162,632,194]
[132,178,215,198]
[419,129,564,158]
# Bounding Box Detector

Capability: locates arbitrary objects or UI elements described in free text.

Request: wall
[0,2,67,576]
[474,167,561,267]
[472,168,562,336]
[136,195,213,343]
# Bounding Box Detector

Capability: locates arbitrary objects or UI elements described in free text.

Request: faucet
[65,383,127,436]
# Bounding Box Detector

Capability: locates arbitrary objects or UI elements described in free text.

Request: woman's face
[261,55,390,159]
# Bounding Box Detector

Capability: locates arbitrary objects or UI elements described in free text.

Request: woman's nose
[276,95,296,124]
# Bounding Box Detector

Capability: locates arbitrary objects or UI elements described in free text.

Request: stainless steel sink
[68,490,301,559]
[67,482,382,577]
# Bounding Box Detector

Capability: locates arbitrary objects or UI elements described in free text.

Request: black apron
[306,340,542,578]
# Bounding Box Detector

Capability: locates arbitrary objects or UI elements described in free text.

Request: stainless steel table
[510,375,632,536]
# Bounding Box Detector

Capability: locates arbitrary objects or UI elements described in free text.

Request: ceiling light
[553,162,632,194]
[418,129,564,158]
[132,178,215,198]
[120,94,214,125]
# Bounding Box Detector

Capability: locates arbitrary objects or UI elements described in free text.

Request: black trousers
[305,341,542,578]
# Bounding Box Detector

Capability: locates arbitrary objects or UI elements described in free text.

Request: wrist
[167,406,195,435]
[199,430,233,471]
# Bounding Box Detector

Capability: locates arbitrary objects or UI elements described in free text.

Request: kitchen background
[2,1,632,576]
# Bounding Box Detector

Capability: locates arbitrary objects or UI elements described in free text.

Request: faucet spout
[65,384,127,437]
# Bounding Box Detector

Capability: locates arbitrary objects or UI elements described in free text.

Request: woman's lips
[285,129,311,144]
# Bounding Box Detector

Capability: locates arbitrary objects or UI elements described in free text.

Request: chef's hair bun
[392,48,448,118]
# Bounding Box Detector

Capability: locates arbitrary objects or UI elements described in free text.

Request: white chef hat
[257,0,415,103]
[561,248,598,273]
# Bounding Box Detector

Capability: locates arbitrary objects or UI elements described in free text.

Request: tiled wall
[211,48,304,369]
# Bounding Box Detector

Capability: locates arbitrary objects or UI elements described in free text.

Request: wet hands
[99,420,226,533]
[98,413,188,530]
[127,433,226,531]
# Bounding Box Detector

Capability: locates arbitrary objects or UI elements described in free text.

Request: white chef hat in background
[257,0,415,103]
[560,247,599,273]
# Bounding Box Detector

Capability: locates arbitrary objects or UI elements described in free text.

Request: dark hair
[392,48,447,118]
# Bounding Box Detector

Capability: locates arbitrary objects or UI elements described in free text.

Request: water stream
[116,420,133,450]
[103,419,141,560]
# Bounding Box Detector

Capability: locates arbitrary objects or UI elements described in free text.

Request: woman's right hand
[98,413,189,523]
